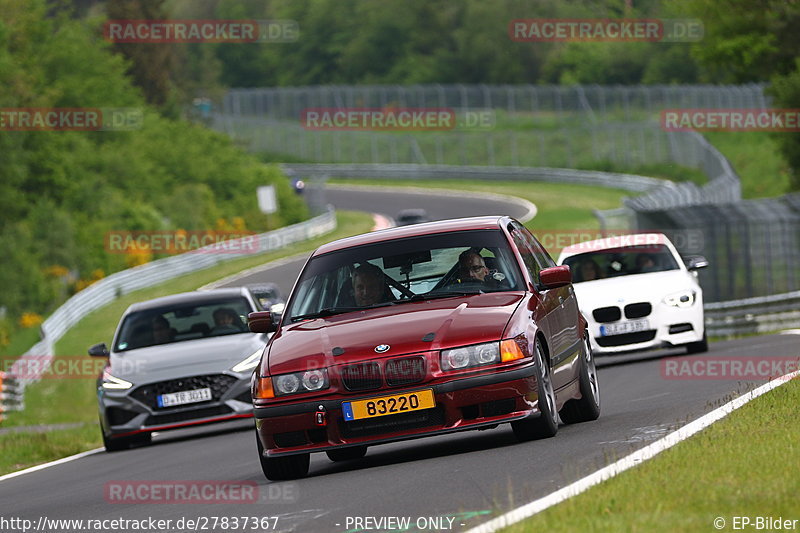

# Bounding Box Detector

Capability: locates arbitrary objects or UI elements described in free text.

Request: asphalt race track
[3,187,798,533]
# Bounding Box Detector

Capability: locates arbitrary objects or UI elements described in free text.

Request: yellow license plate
[342,389,435,421]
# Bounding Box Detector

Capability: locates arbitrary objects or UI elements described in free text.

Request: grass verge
[703,131,791,199]
[0,210,373,475]
[504,377,800,533]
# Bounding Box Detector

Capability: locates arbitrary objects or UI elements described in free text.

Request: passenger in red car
[458,250,490,282]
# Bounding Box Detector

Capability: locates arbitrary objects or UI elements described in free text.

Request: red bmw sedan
[249,216,600,480]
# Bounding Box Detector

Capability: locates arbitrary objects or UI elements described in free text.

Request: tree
[105,0,176,107]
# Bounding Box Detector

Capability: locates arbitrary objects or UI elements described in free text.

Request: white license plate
[599,319,650,336]
[157,388,212,408]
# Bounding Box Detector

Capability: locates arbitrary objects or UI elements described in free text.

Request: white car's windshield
[563,244,679,283]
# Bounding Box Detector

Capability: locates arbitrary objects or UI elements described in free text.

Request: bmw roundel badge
[375,344,390,353]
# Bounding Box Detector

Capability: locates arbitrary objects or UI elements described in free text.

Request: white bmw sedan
[557,233,708,355]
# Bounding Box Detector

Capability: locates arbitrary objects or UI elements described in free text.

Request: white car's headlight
[273,369,329,396]
[441,342,500,371]
[664,290,696,308]
[101,370,133,390]
[232,348,264,373]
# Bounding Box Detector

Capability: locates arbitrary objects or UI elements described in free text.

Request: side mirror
[539,265,572,289]
[685,255,709,271]
[269,303,285,322]
[88,342,109,357]
[248,311,277,333]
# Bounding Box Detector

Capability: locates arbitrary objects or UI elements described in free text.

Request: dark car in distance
[395,208,431,226]
[248,216,601,480]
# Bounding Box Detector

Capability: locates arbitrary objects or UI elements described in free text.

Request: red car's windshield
[286,230,525,322]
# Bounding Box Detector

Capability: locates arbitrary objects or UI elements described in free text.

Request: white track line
[0,448,103,483]
[466,369,800,533]
[371,214,394,231]
[780,329,800,335]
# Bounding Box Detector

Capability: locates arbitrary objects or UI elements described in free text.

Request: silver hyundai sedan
[89,288,270,451]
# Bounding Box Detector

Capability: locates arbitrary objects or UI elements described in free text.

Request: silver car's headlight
[273,369,329,396]
[101,369,133,390]
[232,348,264,373]
[440,342,500,371]
[664,290,696,308]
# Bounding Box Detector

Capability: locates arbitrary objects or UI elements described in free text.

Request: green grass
[578,160,709,185]
[505,378,800,533]
[703,131,791,198]
[1,327,40,364]
[0,210,373,475]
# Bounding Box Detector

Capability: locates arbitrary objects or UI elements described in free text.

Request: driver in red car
[352,264,390,306]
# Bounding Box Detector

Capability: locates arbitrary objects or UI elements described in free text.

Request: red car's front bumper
[254,364,539,457]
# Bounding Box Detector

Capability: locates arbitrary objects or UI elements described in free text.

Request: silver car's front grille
[130,374,238,409]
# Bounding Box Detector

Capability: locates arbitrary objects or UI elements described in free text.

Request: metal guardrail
[281,163,671,193]
[1,208,337,417]
[625,130,741,211]
[705,291,800,338]
[0,372,24,418]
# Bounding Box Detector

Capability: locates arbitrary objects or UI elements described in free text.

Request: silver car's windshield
[286,230,524,322]
[114,297,252,351]
[563,244,679,283]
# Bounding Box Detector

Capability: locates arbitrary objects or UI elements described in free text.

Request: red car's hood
[266,293,524,375]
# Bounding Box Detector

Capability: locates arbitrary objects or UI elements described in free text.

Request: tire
[512,342,558,441]
[326,446,367,462]
[102,431,150,452]
[559,334,601,424]
[257,433,310,481]
[685,331,708,354]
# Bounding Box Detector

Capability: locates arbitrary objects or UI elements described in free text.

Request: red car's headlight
[440,342,500,371]
[440,339,528,371]
[259,369,330,398]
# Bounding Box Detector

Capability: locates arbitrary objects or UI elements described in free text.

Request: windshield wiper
[291,302,394,322]
[291,307,360,321]
[395,289,484,304]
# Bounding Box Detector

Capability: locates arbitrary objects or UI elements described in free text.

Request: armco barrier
[705,291,800,337]
[280,162,671,193]
[0,371,25,419]
[2,207,336,414]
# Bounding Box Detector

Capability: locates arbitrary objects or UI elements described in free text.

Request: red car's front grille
[385,356,426,386]
[340,362,382,391]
